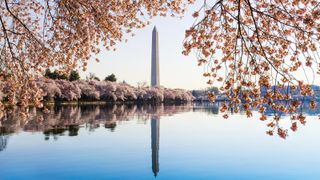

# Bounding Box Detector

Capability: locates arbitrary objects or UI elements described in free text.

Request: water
[0,103,320,180]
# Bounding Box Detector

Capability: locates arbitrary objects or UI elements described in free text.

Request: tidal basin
[1,103,320,180]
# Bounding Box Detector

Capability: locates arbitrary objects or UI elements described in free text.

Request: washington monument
[151,26,160,87]
[150,27,160,177]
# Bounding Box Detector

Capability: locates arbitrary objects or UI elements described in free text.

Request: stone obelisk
[151,26,160,87]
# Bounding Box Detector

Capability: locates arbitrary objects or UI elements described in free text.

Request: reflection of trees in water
[196,100,319,139]
[44,125,80,141]
[192,100,319,116]
[263,100,320,116]
[104,121,117,132]
[0,134,8,152]
[0,101,317,140]
[0,101,315,144]
[0,103,194,139]
[193,102,219,114]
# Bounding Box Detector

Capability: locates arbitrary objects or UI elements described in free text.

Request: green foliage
[105,73,117,82]
[207,86,219,94]
[105,122,117,132]
[93,77,100,81]
[69,70,80,81]
[45,69,68,80]
[44,69,52,78]
[45,69,80,81]
[1,96,9,103]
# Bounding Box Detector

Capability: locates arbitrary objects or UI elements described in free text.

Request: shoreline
[43,100,194,107]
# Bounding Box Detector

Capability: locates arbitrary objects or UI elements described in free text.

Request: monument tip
[153,172,158,177]
[153,26,157,32]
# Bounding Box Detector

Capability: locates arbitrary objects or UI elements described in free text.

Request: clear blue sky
[82,2,208,90]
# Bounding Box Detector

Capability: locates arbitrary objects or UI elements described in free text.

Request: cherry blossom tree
[55,80,81,101]
[76,80,100,100]
[36,78,61,102]
[145,87,164,102]
[0,0,193,111]
[136,88,147,101]
[183,0,320,138]
[164,89,176,102]
[91,80,117,101]
[1,0,320,138]
[34,77,194,103]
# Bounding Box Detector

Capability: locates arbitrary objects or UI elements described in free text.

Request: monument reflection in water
[2,102,320,179]
[0,103,199,176]
[151,115,160,177]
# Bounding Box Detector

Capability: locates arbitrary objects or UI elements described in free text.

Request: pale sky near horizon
[82,2,209,90]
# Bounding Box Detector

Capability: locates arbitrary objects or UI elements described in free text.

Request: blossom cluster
[183,0,320,139]
[0,0,194,111]
[35,77,195,103]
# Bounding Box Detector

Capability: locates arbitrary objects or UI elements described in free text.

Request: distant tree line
[105,74,117,82]
[45,69,80,81]
[36,77,194,103]
[45,69,118,83]
[192,86,220,101]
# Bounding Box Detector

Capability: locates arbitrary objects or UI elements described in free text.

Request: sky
[82,2,208,90]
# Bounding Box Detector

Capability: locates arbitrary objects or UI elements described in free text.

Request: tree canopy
[0,0,192,111]
[1,0,320,138]
[45,69,80,81]
[105,74,117,82]
[69,70,80,81]
[45,69,68,80]
[182,0,320,138]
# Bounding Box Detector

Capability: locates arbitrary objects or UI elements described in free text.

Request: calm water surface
[0,103,320,180]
